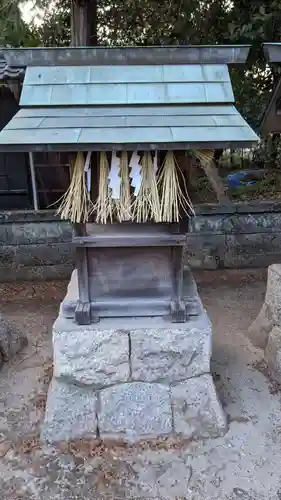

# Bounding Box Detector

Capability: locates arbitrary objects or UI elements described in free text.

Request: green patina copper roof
[0,47,259,152]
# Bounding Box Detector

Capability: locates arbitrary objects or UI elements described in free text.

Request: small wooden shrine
[0,46,259,326]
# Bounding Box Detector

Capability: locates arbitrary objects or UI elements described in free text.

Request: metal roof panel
[16,105,239,118]
[79,127,174,143]
[20,82,234,106]
[24,64,230,85]
[0,127,82,144]
[6,113,247,130]
[20,84,52,106]
[0,104,259,148]
[20,63,234,106]
[171,125,258,142]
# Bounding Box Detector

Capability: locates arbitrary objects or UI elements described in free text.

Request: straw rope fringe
[55,152,93,223]
[132,151,161,223]
[56,150,197,223]
[194,149,215,167]
[94,152,114,224]
[158,151,195,222]
[116,151,132,222]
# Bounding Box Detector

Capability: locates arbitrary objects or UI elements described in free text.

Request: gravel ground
[1,270,281,500]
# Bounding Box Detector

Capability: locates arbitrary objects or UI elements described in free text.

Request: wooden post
[28,152,39,211]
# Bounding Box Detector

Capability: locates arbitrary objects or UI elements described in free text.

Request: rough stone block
[0,246,15,265]
[185,234,226,270]
[247,303,273,349]
[265,326,281,384]
[248,265,281,349]
[0,263,73,282]
[171,374,227,439]
[41,379,97,443]
[0,314,27,361]
[2,221,72,246]
[227,213,281,234]
[53,325,130,387]
[130,315,211,383]
[264,265,281,323]
[224,234,281,269]
[189,214,232,234]
[13,243,73,267]
[98,382,172,442]
[41,379,98,443]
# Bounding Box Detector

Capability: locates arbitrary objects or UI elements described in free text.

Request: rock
[171,374,228,439]
[231,488,257,500]
[265,326,281,384]
[53,325,129,387]
[130,315,211,383]
[98,382,172,442]
[264,264,281,323]
[130,450,192,498]
[248,265,281,349]
[247,303,273,349]
[41,379,98,443]
[0,313,27,361]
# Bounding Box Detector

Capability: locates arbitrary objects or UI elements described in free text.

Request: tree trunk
[71,0,98,46]
[201,159,231,205]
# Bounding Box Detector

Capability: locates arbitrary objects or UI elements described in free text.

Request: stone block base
[42,298,227,443]
[42,374,226,444]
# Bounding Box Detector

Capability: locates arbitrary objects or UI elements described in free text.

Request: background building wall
[0,201,280,281]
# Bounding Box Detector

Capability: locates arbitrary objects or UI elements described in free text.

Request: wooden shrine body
[65,221,198,325]
[0,46,259,328]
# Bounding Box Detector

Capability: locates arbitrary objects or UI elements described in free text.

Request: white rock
[41,379,98,443]
[171,374,227,439]
[53,325,129,387]
[130,315,211,383]
[98,382,172,442]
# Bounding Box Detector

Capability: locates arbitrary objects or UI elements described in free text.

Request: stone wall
[0,201,281,281]
[0,211,74,281]
[187,200,281,270]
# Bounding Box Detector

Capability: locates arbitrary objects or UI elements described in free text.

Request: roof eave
[1,45,252,67]
[0,139,259,153]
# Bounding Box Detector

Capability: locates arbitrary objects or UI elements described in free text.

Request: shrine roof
[0,46,259,152]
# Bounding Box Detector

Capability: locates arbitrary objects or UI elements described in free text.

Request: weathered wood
[73,234,186,247]
[170,300,186,323]
[75,246,92,324]
[171,245,186,323]
[75,301,91,325]
[73,222,87,237]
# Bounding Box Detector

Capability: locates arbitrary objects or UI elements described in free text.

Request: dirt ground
[1,269,281,500]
